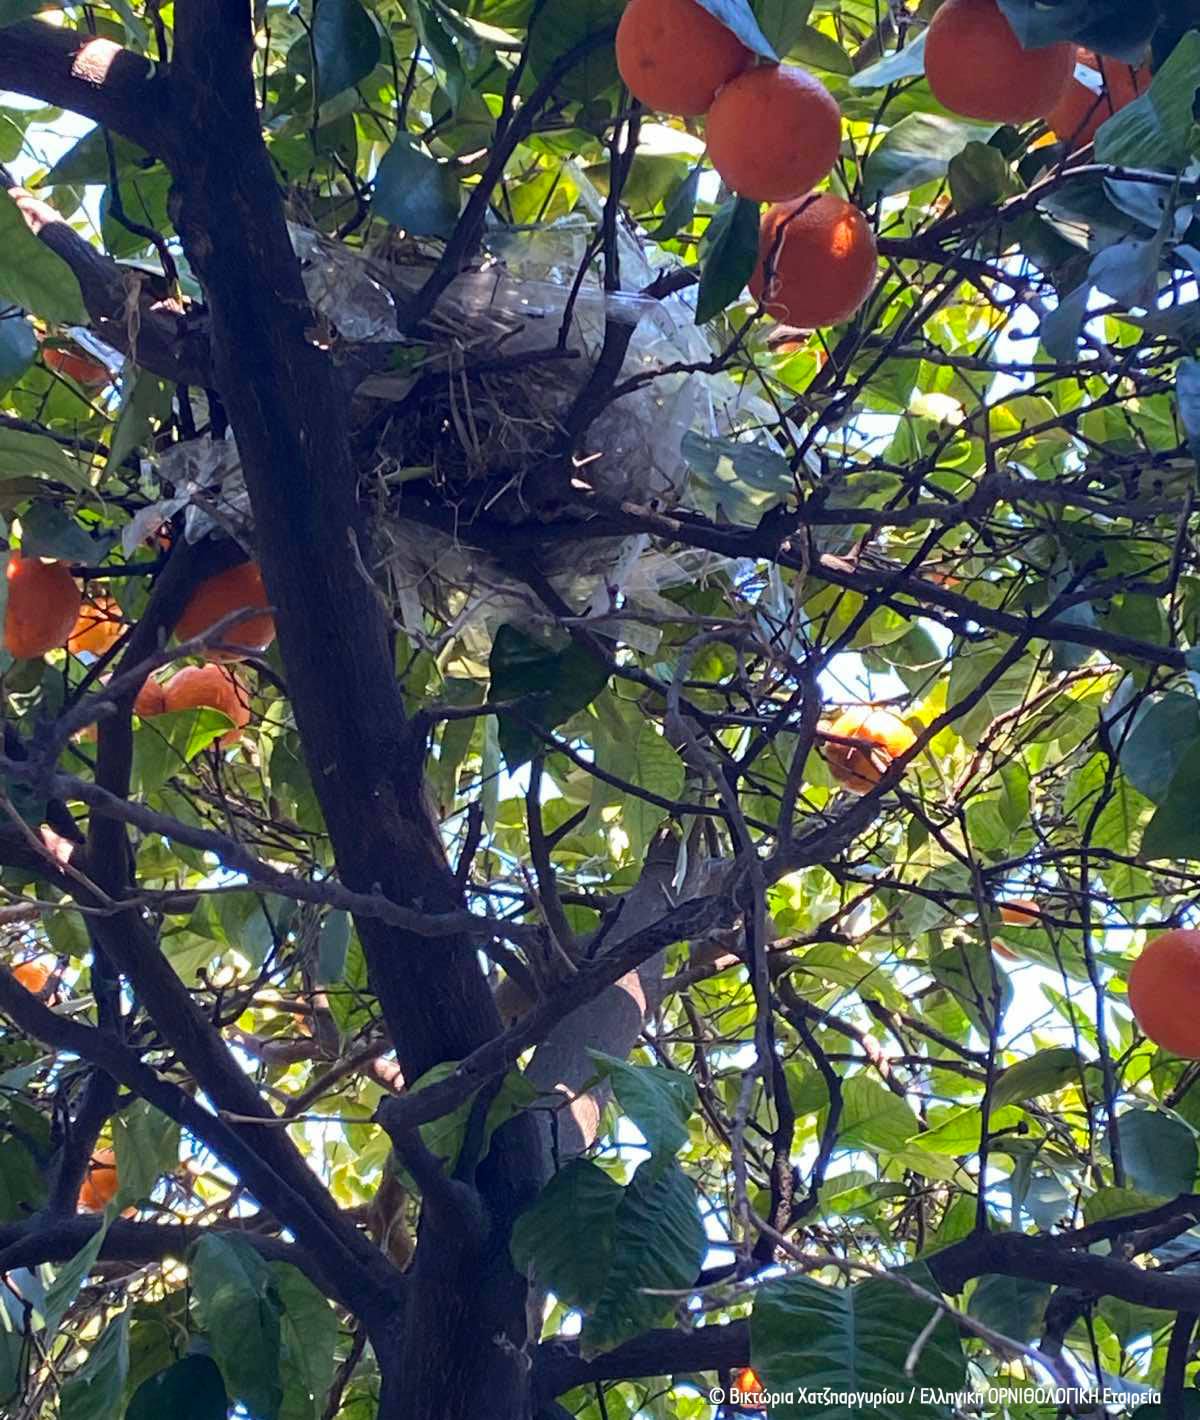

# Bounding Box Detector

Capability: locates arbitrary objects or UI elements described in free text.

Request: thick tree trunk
[167,6,541,1416]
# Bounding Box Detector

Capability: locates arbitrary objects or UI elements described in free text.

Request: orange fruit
[735,1368,766,1407]
[1000,898,1041,927]
[823,706,916,794]
[749,194,878,328]
[706,64,842,201]
[42,342,110,389]
[1127,929,1200,1058]
[1046,48,1151,151]
[4,556,82,659]
[175,561,275,662]
[77,1147,118,1212]
[12,959,51,994]
[161,664,251,746]
[134,676,168,719]
[615,0,751,116]
[925,0,1074,124]
[68,593,124,656]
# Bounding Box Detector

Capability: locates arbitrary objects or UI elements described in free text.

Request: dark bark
[165,5,540,1414]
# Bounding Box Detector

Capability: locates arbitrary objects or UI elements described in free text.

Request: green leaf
[112,1100,179,1210]
[930,940,1011,1037]
[625,723,685,861]
[61,1309,129,1420]
[862,113,998,201]
[0,0,52,20]
[694,0,777,59]
[490,625,610,770]
[272,1263,337,1420]
[0,192,88,325]
[132,709,234,796]
[1110,1109,1198,1198]
[511,1158,624,1308]
[849,31,927,89]
[0,307,35,393]
[43,1216,109,1336]
[1140,739,1200,861]
[681,430,794,521]
[311,0,380,102]
[372,135,461,239]
[0,425,89,488]
[788,25,853,75]
[108,370,173,473]
[1124,695,1198,806]
[1178,357,1200,458]
[582,1160,706,1350]
[991,1048,1082,1109]
[696,196,760,325]
[753,0,814,57]
[751,1266,965,1419]
[526,0,622,103]
[0,1134,46,1222]
[948,141,1017,213]
[316,910,351,985]
[399,1061,536,1188]
[126,1355,228,1420]
[996,0,1159,61]
[652,165,701,241]
[589,1051,696,1164]
[968,1275,1050,1344]
[20,501,105,563]
[1083,1186,1162,1226]
[189,1234,283,1420]
[834,1076,920,1154]
[1095,31,1200,168]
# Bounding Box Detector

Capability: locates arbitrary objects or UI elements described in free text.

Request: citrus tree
[1,1,1200,1417]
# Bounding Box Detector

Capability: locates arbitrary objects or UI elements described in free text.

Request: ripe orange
[823,706,917,794]
[134,676,168,719]
[735,1367,766,1407]
[925,0,1074,124]
[68,593,124,656]
[77,1147,118,1212]
[1000,898,1041,927]
[615,0,751,116]
[749,194,878,329]
[175,561,275,662]
[1127,929,1200,1057]
[12,959,51,994]
[162,664,251,746]
[4,556,83,659]
[706,65,842,202]
[1046,48,1151,151]
[42,342,110,389]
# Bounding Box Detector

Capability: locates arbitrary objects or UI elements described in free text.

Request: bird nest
[138,219,771,658]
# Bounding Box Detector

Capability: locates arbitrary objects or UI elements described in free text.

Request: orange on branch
[4,556,82,659]
[42,342,110,389]
[1000,898,1042,927]
[1046,48,1151,151]
[12,958,51,993]
[615,0,751,116]
[706,64,842,201]
[749,194,878,329]
[134,676,168,719]
[77,1147,118,1212]
[68,593,124,656]
[175,561,275,661]
[162,664,251,746]
[925,0,1074,124]
[1127,929,1200,1058]
[823,706,917,794]
[735,1367,766,1407]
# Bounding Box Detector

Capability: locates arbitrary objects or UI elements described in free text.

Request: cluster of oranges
[926,0,1149,141]
[615,0,878,331]
[5,554,272,747]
